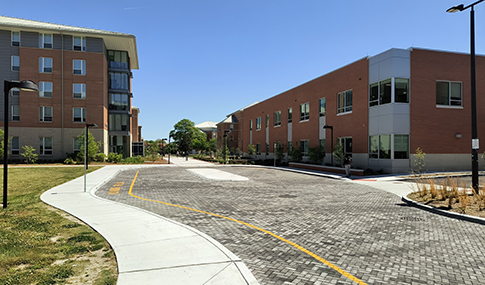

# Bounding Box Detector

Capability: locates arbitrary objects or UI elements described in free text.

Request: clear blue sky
[3,0,484,140]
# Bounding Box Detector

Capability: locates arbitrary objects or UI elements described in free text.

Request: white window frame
[73,59,86,75]
[12,137,20,155]
[73,107,86,123]
[11,56,19,71]
[39,106,53,122]
[39,33,53,49]
[73,36,86,51]
[12,105,20,121]
[39,57,53,73]
[11,88,20,96]
[12,31,20,46]
[300,140,309,156]
[39,82,53,98]
[73,83,86,99]
[39,137,53,155]
[319,98,326,116]
[337,90,353,114]
[256,117,262,130]
[436,80,463,108]
[73,137,81,152]
[274,111,281,127]
[300,102,310,121]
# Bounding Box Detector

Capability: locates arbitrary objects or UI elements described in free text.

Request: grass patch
[0,167,118,284]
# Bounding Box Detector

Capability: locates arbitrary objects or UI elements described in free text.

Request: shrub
[121,156,144,164]
[95,153,106,162]
[107,153,123,163]
[64,158,74,165]
[247,144,256,156]
[21,145,38,164]
[308,146,325,165]
[289,147,302,163]
[332,143,345,166]
[414,147,426,174]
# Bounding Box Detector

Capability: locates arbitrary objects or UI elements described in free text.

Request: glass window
[249,120,252,131]
[108,114,129,131]
[337,90,352,114]
[11,56,19,71]
[394,135,409,159]
[379,79,392,105]
[274,111,281,126]
[73,137,81,152]
[109,72,129,90]
[319,139,326,152]
[369,135,379,158]
[39,33,53,48]
[338,137,353,155]
[39,82,53,98]
[73,59,86,75]
[12,105,20,121]
[108,50,129,69]
[288,141,292,155]
[300,140,309,156]
[255,118,260,130]
[437,81,462,106]
[256,143,261,155]
[395,78,409,103]
[109,93,129,110]
[300,102,310,121]
[73,83,86,99]
[73,107,86,123]
[11,88,20,96]
[369,82,379,107]
[12,137,20,155]
[265,114,269,128]
[288,108,292,123]
[319,98,326,116]
[379,135,391,159]
[39,137,53,155]
[73,36,86,51]
[39,106,53,122]
[39,57,53,73]
[12,31,20,46]
[266,143,269,155]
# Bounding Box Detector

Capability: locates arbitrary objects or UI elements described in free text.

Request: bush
[121,156,144,164]
[63,158,74,165]
[289,147,302,163]
[21,146,38,164]
[308,146,325,164]
[95,153,106,162]
[107,153,123,163]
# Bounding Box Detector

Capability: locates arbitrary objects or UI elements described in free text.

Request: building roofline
[0,15,139,69]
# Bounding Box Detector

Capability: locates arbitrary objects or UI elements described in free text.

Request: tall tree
[77,130,102,164]
[170,119,205,153]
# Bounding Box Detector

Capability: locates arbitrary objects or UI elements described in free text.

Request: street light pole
[168,135,171,164]
[447,0,484,192]
[84,123,97,192]
[323,125,333,166]
[3,80,38,209]
[274,142,277,167]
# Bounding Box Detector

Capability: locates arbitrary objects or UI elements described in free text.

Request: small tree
[0,129,11,158]
[77,130,103,164]
[275,142,286,164]
[21,146,38,164]
[147,141,160,162]
[332,143,345,166]
[414,147,426,174]
[289,147,303,163]
[247,144,256,156]
[308,146,325,165]
[208,138,217,155]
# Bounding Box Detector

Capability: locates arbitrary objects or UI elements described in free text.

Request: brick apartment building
[220,48,485,173]
[0,16,140,161]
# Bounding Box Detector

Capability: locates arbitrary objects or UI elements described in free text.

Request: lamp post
[162,138,167,158]
[447,0,484,192]
[168,135,171,164]
[84,123,97,192]
[223,130,231,163]
[323,125,334,166]
[3,80,38,209]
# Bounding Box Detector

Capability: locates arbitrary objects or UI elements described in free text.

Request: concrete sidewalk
[40,164,259,285]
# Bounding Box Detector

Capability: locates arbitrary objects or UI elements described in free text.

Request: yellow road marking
[128,170,367,285]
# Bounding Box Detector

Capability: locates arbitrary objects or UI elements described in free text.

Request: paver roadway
[96,163,485,284]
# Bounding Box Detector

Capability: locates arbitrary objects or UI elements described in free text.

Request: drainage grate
[400,216,424,222]
[278,194,298,198]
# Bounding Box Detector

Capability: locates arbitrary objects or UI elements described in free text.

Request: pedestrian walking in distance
[343,154,352,178]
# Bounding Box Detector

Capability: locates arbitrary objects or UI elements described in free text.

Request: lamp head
[18,80,39,92]
[447,4,464,13]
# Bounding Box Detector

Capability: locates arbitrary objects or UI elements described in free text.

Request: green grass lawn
[0,167,117,285]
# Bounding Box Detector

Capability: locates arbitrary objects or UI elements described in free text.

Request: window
[39,33,53,48]
[73,83,86,99]
[73,60,86,75]
[288,108,292,123]
[11,88,20,96]
[109,72,129,90]
[73,36,86,51]
[274,111,281,126]
[256,143,261,155]
[436,81,462,107]
[300,140,309,156]
[11,56,19,71]
[338,137,352,155]
[73,107,86,123]
[39,137,53,155]
[300,102,309,121]
[265,114,269,128]
[108,114,129,131]
[266,143,269,155]
[108,50,129,69]
[287,141,292,155]
[12,105,19,121]
[319,139,326,152]
[39,82,53,98]
[73,138,81,152]
[109,93,129,110]
[256,117,261,130]
[395,79,409,103]
[319,98,326,116]
[369,82,379,107]
[249,120,253,131]
[369,135,379,158]
[380,79,392,105]
[379,135,391,159]
[12,137,20,155]
[394,135,409,159]
[39,106,53,122]
[12,31,20,46]
[337,90,352,114]
[39,57,53,73]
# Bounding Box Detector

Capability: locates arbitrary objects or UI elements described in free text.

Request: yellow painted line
[128,171,366,285]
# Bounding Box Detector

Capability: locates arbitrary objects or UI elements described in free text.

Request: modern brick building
[0,16,139,161]
[233,48,485,173]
